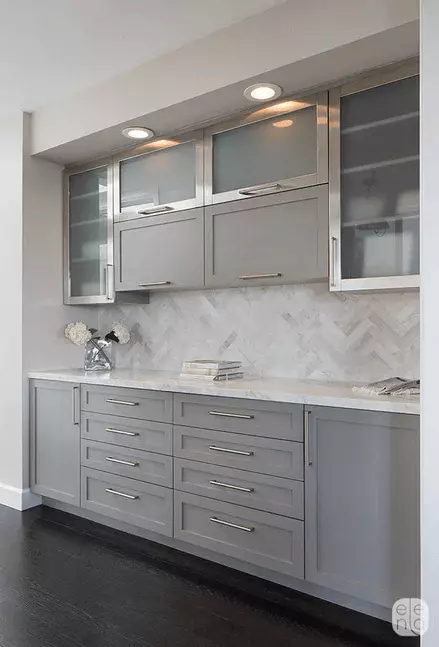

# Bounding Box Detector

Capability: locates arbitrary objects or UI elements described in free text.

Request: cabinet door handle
[209,445,253,456]
[238,273,282,280]
[209,480,254,493]
[106,264,114,300]
[238,182,281,196]
[106,457,139,467]
[210,517,254,532]
[209,411,254,420]
[138,205,174,216]
[72,386,79,425]
[304,409,312,467]
[105,399,139,406]
[138,281,171,287]
[106,427,139,437]
[330,236,338,288]
[105,488,139,500]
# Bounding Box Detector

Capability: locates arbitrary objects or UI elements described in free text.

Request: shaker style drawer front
[174,427,303,480]
[174,394,303,441]
[174,492,304,578]
[81,412,172,455]
[81,385,173,422]
[174,459,304,519]
[81,468,173,536]
[82,440,173,488]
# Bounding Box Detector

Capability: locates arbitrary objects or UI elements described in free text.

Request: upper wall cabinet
[329,61,420,291]
[64,160,114,305]
[113,131,204,220]
[204,92,328,205]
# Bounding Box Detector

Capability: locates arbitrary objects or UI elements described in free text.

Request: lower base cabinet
[30,379,420,617]
[304,406,420,608]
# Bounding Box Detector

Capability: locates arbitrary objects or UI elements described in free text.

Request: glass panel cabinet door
[65,163,112,304]
[115,131,203,220]
[205,93,328,205]
[330,65,419,291]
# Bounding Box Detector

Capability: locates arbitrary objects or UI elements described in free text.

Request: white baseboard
[0,483,41,510]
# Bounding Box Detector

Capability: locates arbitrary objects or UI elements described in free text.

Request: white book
[182,360,242,371]
[182,367,243,376]
[180,372,244,382]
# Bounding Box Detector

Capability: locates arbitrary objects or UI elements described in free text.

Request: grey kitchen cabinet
[205,92,328,205]
[30,380,81,505]
[64,159,114,304]
[305,406,420,609]
[114,207,204,292]
[329,59,419,291]
[113,130,204,220]
[205,185,328,288]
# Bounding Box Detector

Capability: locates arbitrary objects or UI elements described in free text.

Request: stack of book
[181,360,244,381]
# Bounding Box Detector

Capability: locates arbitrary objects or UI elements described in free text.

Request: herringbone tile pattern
[98,284,419,382]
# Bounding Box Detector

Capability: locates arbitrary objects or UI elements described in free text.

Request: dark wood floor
[0,505,412,647]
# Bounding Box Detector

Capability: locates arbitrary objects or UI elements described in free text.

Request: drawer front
[174,427,303,480]
[174,458,303,518]
[174,394,303,441]
[174,492,304,578]
[81,412,172,455]
[82,440,173,488]
[81,385,173,422]
[81,468,172,536]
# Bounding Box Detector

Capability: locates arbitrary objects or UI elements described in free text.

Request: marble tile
[97,283,420,382]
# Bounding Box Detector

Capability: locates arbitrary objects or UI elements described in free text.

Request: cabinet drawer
[81,468,172,536]
[82,440,173,488]
[81,385,172,422]
[175,458,303,519]
[174,427,303,480]
[174,492,304,578]
[174,394,303,441]
[81,412,172,455]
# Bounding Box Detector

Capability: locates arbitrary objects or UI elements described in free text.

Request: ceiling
[0,0,286,119]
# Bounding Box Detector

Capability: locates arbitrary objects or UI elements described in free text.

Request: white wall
[31,0,419,155]
[421,1,439,644]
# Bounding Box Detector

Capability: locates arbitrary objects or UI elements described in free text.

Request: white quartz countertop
[28,369,420,415]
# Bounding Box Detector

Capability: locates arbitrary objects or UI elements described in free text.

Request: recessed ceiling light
[122,126,155,140]
[244,83,282,103]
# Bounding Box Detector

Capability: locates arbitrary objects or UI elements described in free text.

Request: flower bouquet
[65,322,130,371]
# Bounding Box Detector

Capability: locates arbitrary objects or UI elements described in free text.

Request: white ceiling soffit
[30,0,419,163]
[0,0,287,118]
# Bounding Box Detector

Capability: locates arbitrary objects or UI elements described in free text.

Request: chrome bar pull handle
[210,517,254,532]
[138,281,171,287]
[209,445,253,456]
[238,182,281,196]
[138,205,174,216]
[330,236,338,288]
[209,411,254,420]
[106,457,139,467]
[304,409,312,467]
[105,399,139,406]
[106,428,139,437]
[209,480,254,493]
[72,386,80,425]
[105,488,139,500]
[106,263,114,300]
[239,273,282,280]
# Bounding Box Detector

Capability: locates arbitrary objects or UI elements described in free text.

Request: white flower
[65,322,92,347]
[112,323,130,345]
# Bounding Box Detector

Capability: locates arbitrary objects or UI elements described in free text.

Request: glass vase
[84,339,113,371]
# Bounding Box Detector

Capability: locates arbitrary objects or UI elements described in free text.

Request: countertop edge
[28,371,420,416]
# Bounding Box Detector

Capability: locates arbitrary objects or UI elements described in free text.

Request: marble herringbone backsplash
[98,283,420,383]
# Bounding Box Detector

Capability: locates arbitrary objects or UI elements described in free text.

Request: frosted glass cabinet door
[205,92,328,204]
[65,162,113,304]
[329,63,420,291]
[114,131,203,220]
